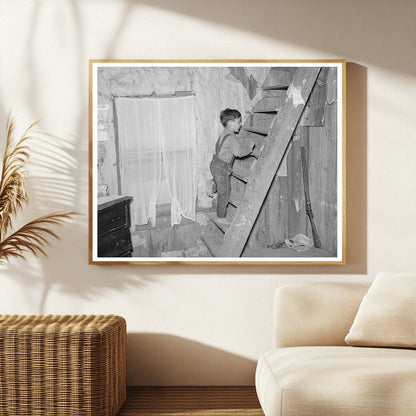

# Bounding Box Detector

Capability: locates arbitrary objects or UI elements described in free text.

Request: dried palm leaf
[0,115,79,264]
[0,116,38,239]
[0,212,78,264]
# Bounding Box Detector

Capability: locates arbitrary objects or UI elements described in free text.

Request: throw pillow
[345,272,416,348]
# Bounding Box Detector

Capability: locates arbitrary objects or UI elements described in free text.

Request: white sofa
[255,282,416,416]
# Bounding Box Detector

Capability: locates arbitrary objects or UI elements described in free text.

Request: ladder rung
[238,137,266,149]
[262,84,289,90]
[238,130,267,141]
[243,126,269,135]
[201,232,221,257]
[228,191,242,208]
[252,108,279,113]
[207,212,231,233]
[232,166,251,182]
[243,113,275,136]
[262,67,295,91]
[252,95,286,113]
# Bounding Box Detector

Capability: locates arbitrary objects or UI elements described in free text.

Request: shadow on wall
[24,0,87,212]
[344,63,367,275]
[134,0,413,76]
[0,0,91,309]
[127,333,257,386]
[0,126,155,314]
[0,1,141,309]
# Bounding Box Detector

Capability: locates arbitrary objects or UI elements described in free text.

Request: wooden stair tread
[243,113,275,136]
[252,108,280,113]
[228,191,242,207]
[207,212,232,233]
[243,126,270,135]
[262,84,289,90]
[238,129,266,140]
[252,95,286,113]
[232,166,252,182]
[263,89,290,98]
[200,232,221,257]
[262,68,295,90]
[246,113,276,122]
[237,135,266,148]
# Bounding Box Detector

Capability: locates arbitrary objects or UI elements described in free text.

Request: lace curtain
[115,95,196,226]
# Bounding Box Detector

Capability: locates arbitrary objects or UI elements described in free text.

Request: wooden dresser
[98,195,133,257]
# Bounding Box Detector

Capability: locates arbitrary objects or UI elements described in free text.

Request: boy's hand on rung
[251,144,262,159]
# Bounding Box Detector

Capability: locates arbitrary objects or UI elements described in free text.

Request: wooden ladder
[203,66,322,257]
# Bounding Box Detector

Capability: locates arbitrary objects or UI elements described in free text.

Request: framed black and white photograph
[89,60,345,264]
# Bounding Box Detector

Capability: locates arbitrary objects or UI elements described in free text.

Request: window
[115,95,197,226]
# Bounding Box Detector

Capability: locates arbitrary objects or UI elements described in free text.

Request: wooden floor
[117,386,264,416]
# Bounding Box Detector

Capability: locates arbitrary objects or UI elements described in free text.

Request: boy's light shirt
[217,133,253,162]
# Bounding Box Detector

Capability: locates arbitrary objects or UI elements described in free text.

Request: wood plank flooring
[117,386,264,416]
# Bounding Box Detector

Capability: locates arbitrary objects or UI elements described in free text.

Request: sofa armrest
[273,282,370,348]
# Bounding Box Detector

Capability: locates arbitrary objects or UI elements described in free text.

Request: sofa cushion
[345,272,416,348]
[256,346,416,416]
[274,282,370,348]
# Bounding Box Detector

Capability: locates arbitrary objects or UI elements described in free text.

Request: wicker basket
[0,314,126,416]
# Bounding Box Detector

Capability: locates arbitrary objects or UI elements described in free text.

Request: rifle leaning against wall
[300,146,322,248]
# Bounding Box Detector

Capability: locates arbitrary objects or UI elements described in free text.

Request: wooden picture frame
[89,60,346,265]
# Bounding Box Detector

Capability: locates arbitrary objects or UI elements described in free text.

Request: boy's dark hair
[220,108,241,127]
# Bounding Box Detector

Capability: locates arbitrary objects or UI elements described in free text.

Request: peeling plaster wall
[97,66,258,207]
[0,0,415,386]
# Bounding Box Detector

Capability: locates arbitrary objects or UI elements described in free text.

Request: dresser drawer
[98,203,129,236]
[98,227,133,257]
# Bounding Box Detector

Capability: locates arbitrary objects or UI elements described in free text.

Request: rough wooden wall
[257,67,338,255]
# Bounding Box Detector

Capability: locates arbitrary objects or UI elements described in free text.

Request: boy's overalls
[209,133,235,218]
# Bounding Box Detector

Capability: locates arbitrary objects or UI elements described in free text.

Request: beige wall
[0,0,415,385]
